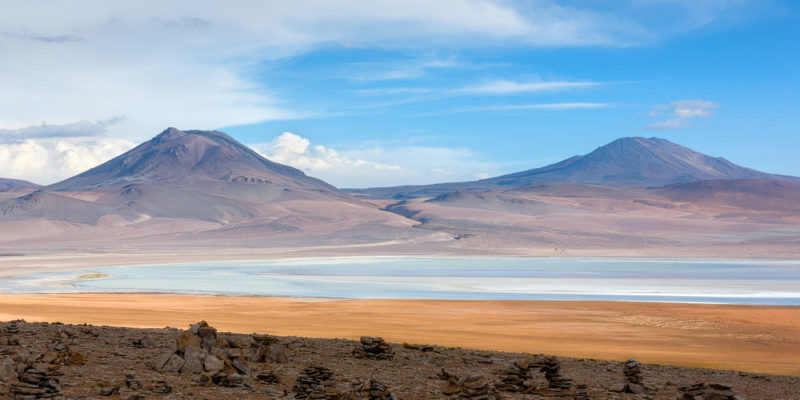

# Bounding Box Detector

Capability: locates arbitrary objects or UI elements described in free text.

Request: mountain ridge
[348,137,799,199]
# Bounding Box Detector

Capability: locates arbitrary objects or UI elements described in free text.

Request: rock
[537,356,572,391]
[99,386,119,396]
[231,356,251,375]
[203,354,225,374]
[0,357,16,382]
[160,353,185,373]
[10,364,61,399]
[574,383,590,400]
[151,380,172,394]
[250,335,289,364]
[353,336,394,360]
[457,375,498,400]
[176,330,203,352]
[496,359,537,393]
[125,372,142,390]
[292,366,338,399]
[132,335,156,348]
[182,345,206,374]
[256,370,280,384]
[68,350,85,366]
[627,382,647,394]
[679,382,743,400]
[441,379,461,395]
[609,382,627,392]
[350,378,396,399]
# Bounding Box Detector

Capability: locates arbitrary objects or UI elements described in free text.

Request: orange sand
[0,294,798,376]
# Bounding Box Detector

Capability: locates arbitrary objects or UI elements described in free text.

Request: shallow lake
[3,257,800,305]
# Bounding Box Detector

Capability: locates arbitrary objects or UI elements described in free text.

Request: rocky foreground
[0,320,798,399]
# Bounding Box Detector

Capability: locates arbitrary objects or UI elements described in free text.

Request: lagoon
[2,257,800,305]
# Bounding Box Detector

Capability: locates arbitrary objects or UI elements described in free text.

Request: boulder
[176,330,203,352]
[182,345,206,374]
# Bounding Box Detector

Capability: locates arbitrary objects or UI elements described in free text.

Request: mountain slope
[349,137,798,199]
[0,128,428,247]
[0,178,40,191]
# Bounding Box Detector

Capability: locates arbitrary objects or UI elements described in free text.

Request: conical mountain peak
[48,128,335,192]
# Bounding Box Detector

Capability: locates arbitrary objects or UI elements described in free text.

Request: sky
[1,1,798,188]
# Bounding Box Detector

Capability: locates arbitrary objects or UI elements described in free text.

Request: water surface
[2,257,799,305]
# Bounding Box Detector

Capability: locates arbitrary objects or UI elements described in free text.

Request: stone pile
[573,383,590,399]
[5,321,20,335]
[292,366,339,399]
[349,378,397,400]
[538,356,572,391]
[353,337,394,360]
[496,359,536,393]
[152,321,250,388]
[679,383,744,400]
[250,334,288,364]
[9,365,61,399]
[353,336,394,360]
[2,321,22,347]
[39,341,84,366]
[124,372,142,390]
[455,375,498,400]
[151,380,172,394]
[256,370,280,384]
[130,335,155,348]
[622,359,647,394]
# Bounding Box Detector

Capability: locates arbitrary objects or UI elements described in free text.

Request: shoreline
[1,293,799,376]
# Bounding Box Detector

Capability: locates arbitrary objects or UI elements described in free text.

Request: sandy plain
[1,294,798,377]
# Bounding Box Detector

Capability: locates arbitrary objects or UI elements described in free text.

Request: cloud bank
[254,133,503,188]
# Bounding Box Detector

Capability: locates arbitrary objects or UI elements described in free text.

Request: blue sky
[1,1,798,187]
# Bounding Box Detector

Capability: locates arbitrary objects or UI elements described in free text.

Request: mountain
[49,127,334,192]
[0,128,426,247]
[0,178,40,191]
[349,137,799,199]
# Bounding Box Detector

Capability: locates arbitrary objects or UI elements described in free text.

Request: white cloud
[645,99,720,130]
[457,79,600,95]
[0,1,638,143]
[253,132,505,188]
[0,123,135,184]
